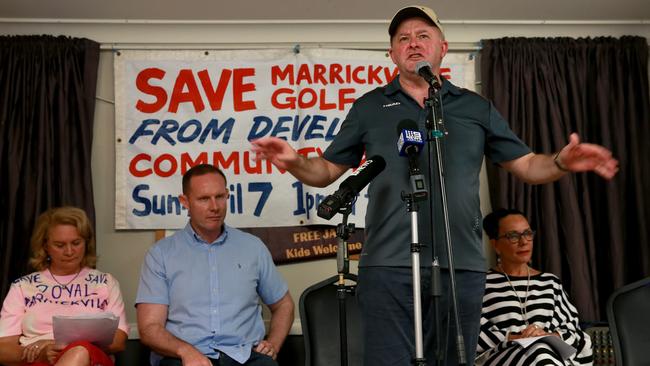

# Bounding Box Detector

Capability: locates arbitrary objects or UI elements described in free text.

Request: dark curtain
[480,36,650,321]
[0,35,100,298]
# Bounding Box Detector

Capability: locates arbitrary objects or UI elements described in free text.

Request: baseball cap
[388,5,444,37]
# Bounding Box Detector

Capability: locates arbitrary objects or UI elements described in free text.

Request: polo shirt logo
[382,102,401,108]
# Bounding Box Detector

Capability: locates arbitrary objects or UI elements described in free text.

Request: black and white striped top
[476,269,592,365]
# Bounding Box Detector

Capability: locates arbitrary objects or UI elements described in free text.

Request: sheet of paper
[52,312,119,348]
[513,335,577,360]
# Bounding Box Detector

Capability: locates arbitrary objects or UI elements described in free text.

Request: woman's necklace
[499,264,531,326]
[48,268,82,286]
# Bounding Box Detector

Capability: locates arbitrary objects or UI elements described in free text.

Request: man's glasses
[497,229,536,244]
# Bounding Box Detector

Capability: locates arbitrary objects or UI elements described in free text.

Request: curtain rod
[1,18,648,25]
[98,42,481,52]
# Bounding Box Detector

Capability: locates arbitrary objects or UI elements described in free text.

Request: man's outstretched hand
[556,133,619,179]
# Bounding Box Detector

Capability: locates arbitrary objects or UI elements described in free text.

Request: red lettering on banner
[180,152,208,175]
[297,89,339,110]
[198,69,232,111]
[129,153,152,177]
[136,68,167,113]
[385,66,399,82]
[384,67,399,83]
[317,89,337,110]
[269,63,398,86]
[232,68,256,111]
[352,66,365,84]
[271,65,293,85]
[330,64,344,84]
[128,150,302,178]
[297,89,317,109]
[296,146,324,158]
[339,88,355,110]
[296,64,313,84]
[271,88,294,109]
[213,151,240,174]
[368,66,382,84]
[345,65,352,83]
[135,68,256,113]
[169,69,205,113]
[440,67,452,80]
[313,64,327,85]
[265,159,275,174]
[153,154,177,177]
[271,88,355,110]
[244,156,263,174]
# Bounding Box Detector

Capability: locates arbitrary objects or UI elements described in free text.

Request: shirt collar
[183,222,229,246]
[384,74,462,98]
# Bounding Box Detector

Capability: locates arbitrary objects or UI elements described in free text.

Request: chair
[114,339,151,366]
[582,324,615,366]
[606,276,650,366]
[299,273,363,366]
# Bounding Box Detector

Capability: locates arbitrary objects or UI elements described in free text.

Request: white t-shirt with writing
[0,267,129,345]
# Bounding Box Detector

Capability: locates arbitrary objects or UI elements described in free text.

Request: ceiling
[2,0,649,22]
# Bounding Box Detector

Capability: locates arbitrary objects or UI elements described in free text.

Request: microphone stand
[334,201,356,366]
[401,183,428,366]
[424,80,466,365]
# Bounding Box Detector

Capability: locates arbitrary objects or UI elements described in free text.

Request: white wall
[2,19,649,336]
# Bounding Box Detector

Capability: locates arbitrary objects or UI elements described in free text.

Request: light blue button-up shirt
[136,223,289,365]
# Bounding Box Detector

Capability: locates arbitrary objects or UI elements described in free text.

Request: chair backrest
[583,325,615,366]
[299,274,363,366]
[606,276,650,366]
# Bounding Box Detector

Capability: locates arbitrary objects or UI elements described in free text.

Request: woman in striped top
[475,209,592,366]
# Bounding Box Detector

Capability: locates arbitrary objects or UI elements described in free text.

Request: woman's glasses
[497,229,535,244]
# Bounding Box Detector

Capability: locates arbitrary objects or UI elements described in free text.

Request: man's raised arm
[501,133,619,184]
[251,137,349,187]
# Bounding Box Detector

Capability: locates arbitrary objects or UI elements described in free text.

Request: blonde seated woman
[475,208,592,366]
[0,207,128,366]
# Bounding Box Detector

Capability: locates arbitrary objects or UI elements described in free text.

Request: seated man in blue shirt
[136,164,294,366]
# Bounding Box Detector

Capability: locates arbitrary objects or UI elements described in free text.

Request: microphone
[397,119,425,160]
[317,155,386,220]
[396,119,428,201]
[415,61,441,90]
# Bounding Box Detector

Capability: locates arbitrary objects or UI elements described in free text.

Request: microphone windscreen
[396,119,419,135]
[342,155,386,193]
[415,61,432,75]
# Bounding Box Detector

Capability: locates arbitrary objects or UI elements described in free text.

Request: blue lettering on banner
[325,117,340,141]
[133,182,273,218]
[247,115,340,141]
[132,184,184,217]
[248,182,272,217]
[128,118,235,145]
[226,182,272,217]
[304,114,326,140]
[177,119,202,142]
[229,183,244,214]
[292,181,327,220]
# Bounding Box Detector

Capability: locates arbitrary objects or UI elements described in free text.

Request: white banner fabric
[114,48,475,229]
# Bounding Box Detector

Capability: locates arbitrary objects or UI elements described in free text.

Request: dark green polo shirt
[323,76,531,271]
